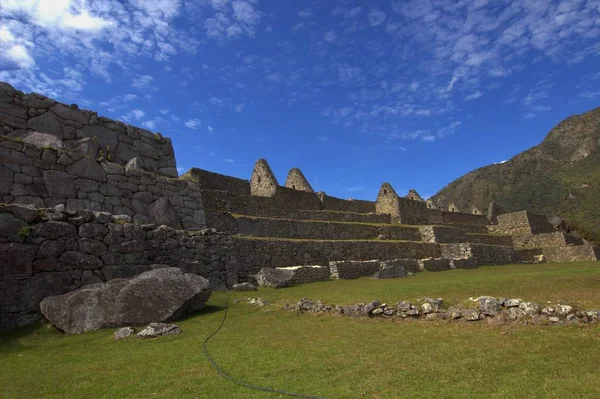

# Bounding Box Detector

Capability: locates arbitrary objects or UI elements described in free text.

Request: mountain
[431,107,600,243]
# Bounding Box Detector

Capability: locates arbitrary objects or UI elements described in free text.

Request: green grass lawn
[2,262,600,399]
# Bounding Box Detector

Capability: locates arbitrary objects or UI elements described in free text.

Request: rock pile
[282,297,600,325]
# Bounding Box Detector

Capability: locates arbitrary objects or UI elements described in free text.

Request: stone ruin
[1,81,599,330]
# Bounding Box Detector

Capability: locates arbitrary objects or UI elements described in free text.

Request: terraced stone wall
[318,193,376,213]
[0,82,177,177]
[0,207,236,331]
[0,137,206,230]
[513,232,584,249]
[494,211,555,235]
[233,237,441,276]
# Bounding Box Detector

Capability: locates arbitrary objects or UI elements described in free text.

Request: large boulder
[40,268,211,334]
[255,267,295,288]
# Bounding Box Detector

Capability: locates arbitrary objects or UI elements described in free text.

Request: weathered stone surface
[233,282,257,291]
[50,103,90,125]
[8,203,40,223]
[114,327,135,340]
[67,157,107,182]
[79,223,108,238]
[27,111,64,137]
[43,170,77,198]
[208,277,228,291]
[462,309,480,321]
[40,268,211,334]
[60,251,103,270]
[0,213,27,237]
[8,130,64,149]
[32,221,76,238]
[506,307,527,321]
[255,267,295,288]
[519,302,541,315]
[503,298,522,308]
[0,243,36,279]
[477,296,502,316]
[0,165,14,195]
[149,197,182,229]
[373,264,407,279]
[363,300,380,315]
[38,240,67,259]
[137,323,181,338]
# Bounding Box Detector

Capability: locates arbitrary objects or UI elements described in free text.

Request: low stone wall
[443,211,490,226]
[182,168,250,196]
[420,258,452,272]
[280,266,330,285]
[234,216,421,241]
[419,226,468,243]
[441,243,517,266]
[1,137,206,229]
[233,237,441,275]
[1,82,177,177]
[467,233,514,247]
[0,206,236,330]
[543,245,600,262]
[329,260,381,279]
[512,232,584,249]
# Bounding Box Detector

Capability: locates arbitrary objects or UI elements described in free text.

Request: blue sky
[1,0,599,200]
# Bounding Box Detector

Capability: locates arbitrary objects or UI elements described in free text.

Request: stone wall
[0,136,206,230]
[182,168,250,196]
[318,192,376,213]
[542,245,600,262]
[441,243,517,267]
[329,260,381,279]
[466,233,514,247]
[494,211,555,235]
[512,232,584,249]
[284,168,314,192]
[0,206,236,330]
[419,226,468,243]
[234,216,421,241]
[0,82,177,177]
[233,237,441,275]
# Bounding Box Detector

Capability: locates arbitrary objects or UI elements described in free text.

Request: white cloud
[0,25,35,70]
[369,9,386,27]
[208,125,214,132]
[132,75,155,89]
[465,91,484,101]
[224,158,235,163]
[298,8,312,18]
[185,118,202,129]
[234,103,245,112]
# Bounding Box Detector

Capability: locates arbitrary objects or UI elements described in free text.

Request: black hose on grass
[202,292,327,399]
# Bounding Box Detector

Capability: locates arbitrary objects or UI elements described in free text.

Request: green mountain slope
[432,107,600,243]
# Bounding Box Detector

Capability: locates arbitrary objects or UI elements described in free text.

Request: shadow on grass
[0,321,48,354]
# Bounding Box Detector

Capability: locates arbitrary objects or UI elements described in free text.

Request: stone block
[27,111,64,138]
[43,170,77,198]
[59,251,103,270]
[0,243,36,279]
[67,157,107,182]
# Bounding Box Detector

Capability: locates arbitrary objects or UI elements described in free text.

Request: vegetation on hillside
[432,107,600,243]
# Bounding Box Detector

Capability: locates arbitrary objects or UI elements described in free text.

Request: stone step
[466,233,514,247]
[233,236,441,274]
[233,215,421,241]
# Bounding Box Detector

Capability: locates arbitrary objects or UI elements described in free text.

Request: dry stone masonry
[1,81,598,331]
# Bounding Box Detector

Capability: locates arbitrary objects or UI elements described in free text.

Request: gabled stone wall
[0,82,177,177]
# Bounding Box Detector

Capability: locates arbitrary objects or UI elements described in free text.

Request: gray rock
[38,240,67,259]
[549,317,560,323]
[32,221,76,238]
[462,309,480,321]
[79,223,108,238]
[78,125,119,154]
[421,303,433,314]
[149,197,182,229]
[0,243,35,280]
[43,170,77,198]
[506,307,527,321]
[40,268,211,334]
[59,251,103,270]
[424,297,444,311]
[27,112,64,138]
[373,264,407,279]
[114,327,135,340]
[406,309,420,317]
[449,308,462,319]
[477,296,502,316]
[397,301,412,311]
[255,267,295,288]
[67,157,107,182]
[8,204,40,223]
[371,308,384,315]
[137,323,181,338]
[503,298,521,308]
[0,165,14,195]
[8,130,64,149]
[0,213,27,237]
[556,304,573,317]
[519,302,541,315]
[125,157,144,175]
[363,300,380,315]
[232,282,257,291]
[50,103,90,125]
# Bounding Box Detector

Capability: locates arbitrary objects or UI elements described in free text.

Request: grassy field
[2,261,600,398]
